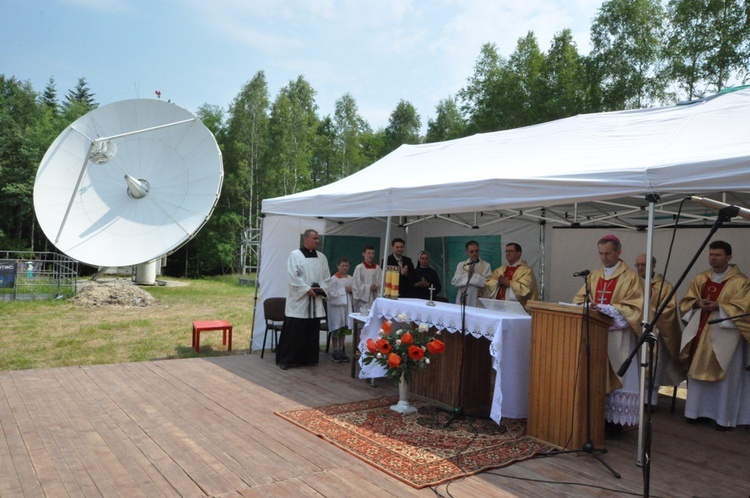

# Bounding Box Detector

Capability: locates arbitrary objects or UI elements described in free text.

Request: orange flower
[376,338,392,354]
[408,345,424,360]
[387,352,402,368]
[401,332,413,345]
[366,338,377,353]
[381,321,392,335]
[427,339,446,354]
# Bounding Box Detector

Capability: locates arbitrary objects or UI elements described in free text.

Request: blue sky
[3,0,603,131]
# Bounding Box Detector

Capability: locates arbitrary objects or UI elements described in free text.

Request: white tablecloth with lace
[358,297,531,424]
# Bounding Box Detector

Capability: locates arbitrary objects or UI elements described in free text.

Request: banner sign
[0,261,17,289]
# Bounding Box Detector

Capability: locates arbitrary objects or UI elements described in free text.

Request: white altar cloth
[358,298,531,423]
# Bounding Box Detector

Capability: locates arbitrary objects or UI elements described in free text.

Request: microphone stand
[542,272,620,478]
[617,205,735,498]
[707,311,750,325]
[444,260,475,426]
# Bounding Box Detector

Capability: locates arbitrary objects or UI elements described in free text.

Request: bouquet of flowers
[362,314,446,384]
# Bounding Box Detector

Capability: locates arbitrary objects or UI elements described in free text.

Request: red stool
[192,320,233,353]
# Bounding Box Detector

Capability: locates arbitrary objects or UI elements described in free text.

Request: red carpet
[276,396,552,489]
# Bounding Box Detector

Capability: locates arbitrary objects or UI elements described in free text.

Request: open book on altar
[478,298,528,316]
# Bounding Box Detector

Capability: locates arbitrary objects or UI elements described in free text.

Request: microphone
[691,196,750,220]
[573,270,590,277]
[464,259,479,267]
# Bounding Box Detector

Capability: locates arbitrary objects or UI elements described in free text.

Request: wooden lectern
[525,301,612,449]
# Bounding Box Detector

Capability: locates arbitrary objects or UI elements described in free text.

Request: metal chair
[261,297,286,359]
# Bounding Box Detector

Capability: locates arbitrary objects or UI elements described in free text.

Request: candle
[391,268,400,298]
[385,268,393,297]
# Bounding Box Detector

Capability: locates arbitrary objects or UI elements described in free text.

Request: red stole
[595,276,619,304]
[496,266,519,300]
[688,278,727,362]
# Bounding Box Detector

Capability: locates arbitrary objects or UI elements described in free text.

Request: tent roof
[262,88,750,222]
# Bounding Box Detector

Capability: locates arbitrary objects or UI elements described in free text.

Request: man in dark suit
[386,237,415,298]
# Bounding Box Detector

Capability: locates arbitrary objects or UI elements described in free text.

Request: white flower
[378,329,384,336]
[397,313,408,322]
[425,358,430,364]
[418,323,428,333]
[396,340,402,346]
[376,353,382,359]
[435,330,441,335]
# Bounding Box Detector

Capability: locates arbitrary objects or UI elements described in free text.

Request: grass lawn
[0,275,256,371]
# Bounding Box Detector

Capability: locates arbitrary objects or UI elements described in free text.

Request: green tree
[425,96,466,143]
[666,0,750,99]
[0,77,50,250]
[591,0,667,109]
[383,99,421,154]
[540,29,591,120]
[312,115,337,186]
[265,76,319,196]
[40,77,59,115]
[182,103,236,274]
[62,77,97,113]
[665,0,712,99]
[459,43,510,133]
[507,32,547,127]
[333,92,369,179]
[224,71,269,228]
[359,128,387,163]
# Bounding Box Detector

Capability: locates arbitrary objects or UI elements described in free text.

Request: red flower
[381,321,392,335]
[366,338,377,353]
[408,345,424,360]
[401,332,413,345]
[387,352,402,368]
[427,339,445,354]
[376,338,392,354]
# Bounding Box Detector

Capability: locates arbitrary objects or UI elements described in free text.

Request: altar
[358,298,532,424]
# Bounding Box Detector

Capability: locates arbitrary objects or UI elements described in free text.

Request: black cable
[483,470,663,497]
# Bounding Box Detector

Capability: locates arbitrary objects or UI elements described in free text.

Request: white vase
[390,377,417,414]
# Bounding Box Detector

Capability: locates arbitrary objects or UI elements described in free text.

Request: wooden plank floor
[1,351,748,497]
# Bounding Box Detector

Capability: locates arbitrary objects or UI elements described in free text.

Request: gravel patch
[72,279,156,307]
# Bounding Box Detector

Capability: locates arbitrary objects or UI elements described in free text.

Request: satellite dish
[33,99,223,268]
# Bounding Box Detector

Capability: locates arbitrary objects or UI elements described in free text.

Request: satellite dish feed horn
[34,99,223,268]
[125,175,149,199]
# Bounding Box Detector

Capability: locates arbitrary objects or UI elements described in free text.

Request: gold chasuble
[574,262,644,337]
[574,261,644,393]
[485,261,539,310]
[649,275,683,369]
[679,265,750,381]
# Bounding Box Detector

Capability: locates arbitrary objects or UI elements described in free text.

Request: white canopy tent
[254,87,750,469]
[257,87,750,343]
[262,88,750,219]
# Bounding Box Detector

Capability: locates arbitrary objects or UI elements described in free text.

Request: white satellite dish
[34,99,223,268]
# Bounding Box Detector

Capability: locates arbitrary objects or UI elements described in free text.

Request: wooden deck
[0,351,748,497]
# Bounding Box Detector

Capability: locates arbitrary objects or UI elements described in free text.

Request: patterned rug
[275,396,552,489]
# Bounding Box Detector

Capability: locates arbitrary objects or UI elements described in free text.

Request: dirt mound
[72,279,156,307]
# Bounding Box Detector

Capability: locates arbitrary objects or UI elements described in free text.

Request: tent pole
[249,216,265,353]
[538,219,546,300]
[636,196,656,466]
